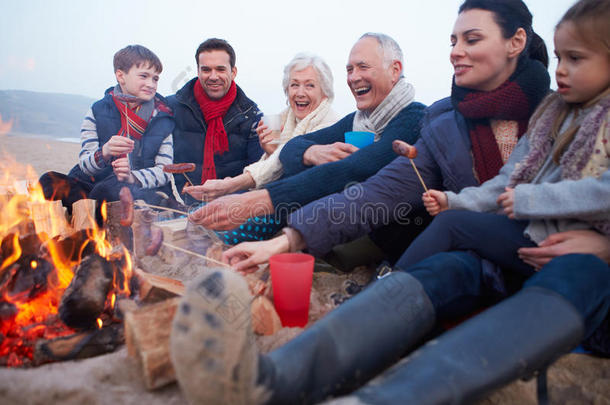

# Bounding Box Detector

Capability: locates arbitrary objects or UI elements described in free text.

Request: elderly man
[189,33,426,232]
[169,38,263,201]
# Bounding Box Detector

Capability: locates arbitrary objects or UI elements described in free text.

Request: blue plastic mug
[344,131,375,148]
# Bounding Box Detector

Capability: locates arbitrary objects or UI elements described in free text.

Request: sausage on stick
[163,163,196,187]
[392,140,429,193]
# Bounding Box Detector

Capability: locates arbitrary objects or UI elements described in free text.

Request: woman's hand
[303,142,359,166]
[256,121,280,155]
[497,187,515,218]
[222,235,291,273]
[102,135,134,160]
[184,178,235,202]
[184,174,255,202]
[422,189,448,216]
[112,156,135,183]
[518,230,610,269]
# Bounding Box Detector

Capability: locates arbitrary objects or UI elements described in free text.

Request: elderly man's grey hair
[282,53,334,101]
[360,32,404,73]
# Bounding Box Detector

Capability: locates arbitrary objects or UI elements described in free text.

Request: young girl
[399,0,610,275]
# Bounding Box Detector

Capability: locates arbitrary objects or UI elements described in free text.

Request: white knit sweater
[244,98,339,187]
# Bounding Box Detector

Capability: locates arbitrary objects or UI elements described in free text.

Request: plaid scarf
[193,80,237,183]
[111,86,154,141]
[451,58,550,183]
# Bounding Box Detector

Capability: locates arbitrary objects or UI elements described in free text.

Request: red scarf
[193,80,237,183]
[451,58,550,183]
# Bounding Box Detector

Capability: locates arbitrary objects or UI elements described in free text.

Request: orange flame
[0,154,135,366]
[96,318,103,329]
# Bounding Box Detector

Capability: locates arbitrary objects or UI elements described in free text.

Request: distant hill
[0,90,95,139]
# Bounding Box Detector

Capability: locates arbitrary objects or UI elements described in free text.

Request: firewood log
[134,268,184,303]
[124,298,180,390]
[251,295,282,336]
[71,199,97,230]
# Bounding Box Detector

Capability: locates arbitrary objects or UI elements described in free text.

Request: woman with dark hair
[168,1,610,404]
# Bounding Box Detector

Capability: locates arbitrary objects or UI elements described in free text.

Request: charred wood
[33,323,124,365]
[59,254,113,329]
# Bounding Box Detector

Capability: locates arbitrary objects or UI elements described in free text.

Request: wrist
[246,189,274,216]
[282,227,306,252]
[303,146,315,166]
[234,173,255,191]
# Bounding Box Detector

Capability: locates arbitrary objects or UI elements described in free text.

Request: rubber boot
[170,266,436,405]
[332,286,584,405]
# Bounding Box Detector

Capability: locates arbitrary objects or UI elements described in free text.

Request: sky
[1,0,575,117]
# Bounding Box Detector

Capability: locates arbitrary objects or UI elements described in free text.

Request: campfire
[0,173,134,367]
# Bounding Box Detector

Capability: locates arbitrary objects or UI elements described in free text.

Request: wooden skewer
[392,140,429,193]
[133,201,189,216]
[182,173,194,187]
[162,241,232,269]
[409,158,429,193]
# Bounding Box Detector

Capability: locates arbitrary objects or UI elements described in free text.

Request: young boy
[39,45,174,212]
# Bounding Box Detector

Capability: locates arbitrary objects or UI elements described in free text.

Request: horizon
[1,0,574,117]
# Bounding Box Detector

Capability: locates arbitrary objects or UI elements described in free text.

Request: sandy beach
[0,135,80,182]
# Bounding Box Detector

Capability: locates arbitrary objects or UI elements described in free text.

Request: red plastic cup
[269,253,315,327]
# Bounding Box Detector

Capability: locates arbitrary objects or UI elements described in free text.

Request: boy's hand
[102,135,135,160]
[112,156,135,183]
[497,187,515,218]
[422,189,448,216]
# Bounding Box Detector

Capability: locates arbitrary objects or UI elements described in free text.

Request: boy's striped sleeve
[78,108,107,175]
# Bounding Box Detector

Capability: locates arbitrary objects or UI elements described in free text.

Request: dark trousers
[398,210,537,276]
[405,251,610,341]
[38,171,164,213]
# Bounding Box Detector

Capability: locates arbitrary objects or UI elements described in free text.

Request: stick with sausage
[163,163,196,187]
[392,140,429,193]
[119,186,134,227]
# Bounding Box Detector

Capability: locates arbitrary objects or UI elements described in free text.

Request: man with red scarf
[170,38,263,202]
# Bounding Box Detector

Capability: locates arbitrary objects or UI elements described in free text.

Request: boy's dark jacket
[69,87,174,183]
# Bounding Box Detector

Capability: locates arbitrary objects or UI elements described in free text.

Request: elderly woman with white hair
[185,53,339,200]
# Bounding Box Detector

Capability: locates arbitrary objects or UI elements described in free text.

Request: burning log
[41,229,97,263]
[124,297,180,389]
[0,255,54,301]
[33,323,124,366]
[59,253,114,329]
[0,301,17,322]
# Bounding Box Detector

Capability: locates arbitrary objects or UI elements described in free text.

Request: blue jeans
[404,251,610,340]
[398,210,537,276]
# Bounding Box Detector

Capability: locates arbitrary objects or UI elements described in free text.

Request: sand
[0,135,81,180]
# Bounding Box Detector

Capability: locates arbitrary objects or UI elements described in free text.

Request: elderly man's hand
[303,142,359,166]
[188,189,274,230]
[518,230,610,269]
